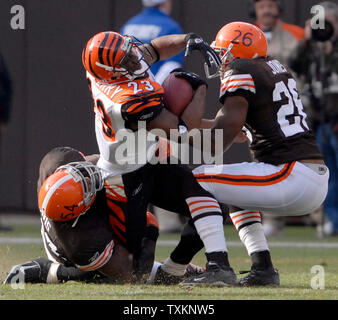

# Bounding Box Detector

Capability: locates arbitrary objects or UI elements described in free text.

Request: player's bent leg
[151,219,205,285]
[175,214,236,287]
[181,196,237,287]
[230,211,279,286]
[152,164,237,286]
[3,258,109,285]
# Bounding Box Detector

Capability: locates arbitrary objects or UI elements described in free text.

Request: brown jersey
[219,57,323,165]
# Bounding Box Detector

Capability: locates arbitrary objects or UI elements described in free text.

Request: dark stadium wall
[0,0,322,211]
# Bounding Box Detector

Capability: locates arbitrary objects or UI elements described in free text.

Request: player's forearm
[200,119,215,129]
[188,117,242,155]
[181,85,207,130]
[190,127,235,156]
[151,34,187,61]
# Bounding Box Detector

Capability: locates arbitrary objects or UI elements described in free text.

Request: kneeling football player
[4,147,206,285]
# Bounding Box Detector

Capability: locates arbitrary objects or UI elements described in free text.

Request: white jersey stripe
[221,80,255,89]
[222,74,254,81]
[221,85,256,94]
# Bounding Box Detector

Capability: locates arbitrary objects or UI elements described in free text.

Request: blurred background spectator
[120,0,185,232]
[0,51,12,232]
[249,0,304,66]
[120,0,184,84]
[249,0,306,236]
[288,1,338,237]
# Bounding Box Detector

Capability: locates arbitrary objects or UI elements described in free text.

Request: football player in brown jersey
[180,21,329,286]
[4,147,205,285]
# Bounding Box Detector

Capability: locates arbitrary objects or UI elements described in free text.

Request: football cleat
[3,257,54,284]
[237,267,280,287]
[179,261,237,287]
[186,263,205,277]
[153,263,205,285]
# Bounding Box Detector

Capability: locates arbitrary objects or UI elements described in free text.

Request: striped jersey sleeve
[219,62,256,104]
[121,89,164,125]
[75,240,115,271]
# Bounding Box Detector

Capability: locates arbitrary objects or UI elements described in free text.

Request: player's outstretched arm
[146,34,186,63]
[145,33,218,68]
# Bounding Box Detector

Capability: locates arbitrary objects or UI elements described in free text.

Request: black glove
[184,33,221,68]
[172,69,208,90]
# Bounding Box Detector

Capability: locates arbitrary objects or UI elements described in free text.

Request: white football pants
[193,161,329,216]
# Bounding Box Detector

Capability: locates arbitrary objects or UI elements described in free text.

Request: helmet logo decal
[64,204,78,212]
[60,212,76,220]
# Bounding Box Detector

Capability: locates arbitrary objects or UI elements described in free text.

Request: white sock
[193,216,228,253]
[230,210,269,255]
[238,223,270,256]
[186,197,227,253]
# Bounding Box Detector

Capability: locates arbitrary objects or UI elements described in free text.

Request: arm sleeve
[121,90,164,125]
[75,240,115,271]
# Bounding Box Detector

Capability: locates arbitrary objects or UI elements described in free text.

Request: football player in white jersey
[82,31,238,286]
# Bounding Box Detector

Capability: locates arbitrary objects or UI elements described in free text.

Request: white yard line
[1,237,338,248]
[156,240,338,248]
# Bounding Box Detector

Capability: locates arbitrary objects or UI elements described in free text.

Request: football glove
[185,33,221,68]
[171,68,208,90]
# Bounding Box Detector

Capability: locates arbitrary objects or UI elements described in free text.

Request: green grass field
[0,215,338,300]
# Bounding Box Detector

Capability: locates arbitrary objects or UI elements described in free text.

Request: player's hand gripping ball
[162,71,194,117]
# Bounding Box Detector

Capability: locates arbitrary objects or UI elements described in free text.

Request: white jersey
[87,71,165,177]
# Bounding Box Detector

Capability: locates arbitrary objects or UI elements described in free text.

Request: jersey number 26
[273,78,309,138]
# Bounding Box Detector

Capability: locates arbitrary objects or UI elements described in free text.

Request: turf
[0,220,338,300]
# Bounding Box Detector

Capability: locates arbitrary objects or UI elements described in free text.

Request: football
[162,72,193,116]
